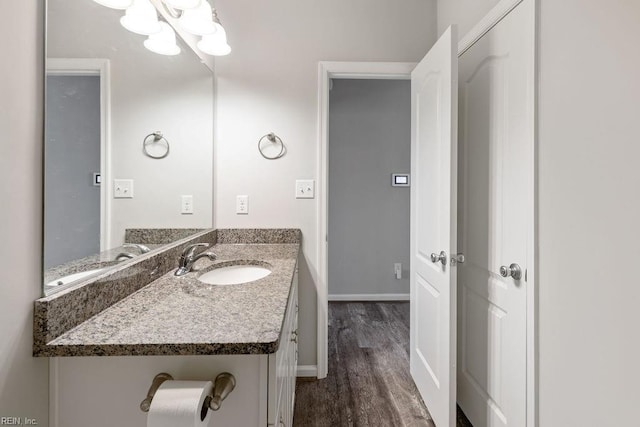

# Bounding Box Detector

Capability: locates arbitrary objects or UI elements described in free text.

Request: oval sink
[46,268,107,287]
[198,265,271,285]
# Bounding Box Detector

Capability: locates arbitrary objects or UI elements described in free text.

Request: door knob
[430,251,447,266]
[500,263,522,280]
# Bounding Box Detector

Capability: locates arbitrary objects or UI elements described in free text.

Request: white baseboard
[297,365,318,378]
[328,293,410,301]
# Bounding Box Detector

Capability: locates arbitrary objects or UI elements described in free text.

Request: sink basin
[198,264,271,285]
[46,268,107,287]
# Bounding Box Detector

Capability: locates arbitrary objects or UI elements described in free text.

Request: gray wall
[45,75,101,268]
[0,1,49,425]
[328,79,411,296]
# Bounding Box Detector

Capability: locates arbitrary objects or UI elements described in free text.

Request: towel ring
[258,132,286,160]
[143,131,170,159]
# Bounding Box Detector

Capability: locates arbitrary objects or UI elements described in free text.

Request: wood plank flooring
[293,302,473,427]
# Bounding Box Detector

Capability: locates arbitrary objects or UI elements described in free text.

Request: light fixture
[97,0,232,57]
[93,0,133,9]
[120,0,162,35]
[197,28,231,56]
[196,9,231,56]
[163,0,201,10]
[144,21,181,55]
[178,0,217,35]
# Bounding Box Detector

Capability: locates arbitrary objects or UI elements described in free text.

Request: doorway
[45,58,111,258]
[44,74,102,269]
[327,78,411,302]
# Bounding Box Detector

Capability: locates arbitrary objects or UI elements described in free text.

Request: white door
[456,1,534,426]
[410,25,458,427]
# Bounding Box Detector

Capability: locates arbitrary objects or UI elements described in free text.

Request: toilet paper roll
[147,380,214,427]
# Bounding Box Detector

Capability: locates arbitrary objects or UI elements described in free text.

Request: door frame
[46,58,112,251]
[316,61,415,380]
[316,1,537,426]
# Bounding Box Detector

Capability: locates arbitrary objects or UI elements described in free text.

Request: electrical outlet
[181,195,193,214]
[236,195,248,214]
[295,180,315,199]
[394,263,402,280]
[114,179,134,198]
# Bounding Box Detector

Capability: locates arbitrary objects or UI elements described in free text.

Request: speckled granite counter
[36,239,300,357]
[44,244,164,290]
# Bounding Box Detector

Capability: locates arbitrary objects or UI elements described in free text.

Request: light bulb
[120,0,162,35]
[197,26,231,56]
[93,0,133,9]
[144,21,181,55]
[178,1,217,35]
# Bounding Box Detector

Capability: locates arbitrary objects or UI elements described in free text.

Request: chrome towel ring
[143,131,170,159]
[258,132,286,160]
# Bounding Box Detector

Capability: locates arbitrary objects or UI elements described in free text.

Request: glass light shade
[93,0,134,9]
[120,0,162,35]
[144,22,181,55]
[178,1,217,35]
[163,0,201,10]
[197,27,231,56]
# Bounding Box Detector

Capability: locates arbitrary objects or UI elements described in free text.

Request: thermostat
[392,173,410,187]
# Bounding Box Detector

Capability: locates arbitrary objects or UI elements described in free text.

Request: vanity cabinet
[269,265,298,427]
[49,257,300,427]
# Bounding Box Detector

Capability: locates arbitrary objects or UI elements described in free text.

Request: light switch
[114,179,134,198]
[295,180,315,199]
[236,195,249,214]
[181,195,193,214]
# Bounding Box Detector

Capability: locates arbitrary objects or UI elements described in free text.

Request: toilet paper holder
[140,372,236,417]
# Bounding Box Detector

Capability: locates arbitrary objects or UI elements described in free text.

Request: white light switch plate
[295,180,315,199]
[114,179,134,198]
[181,195,193,214]
[236,195,249,214]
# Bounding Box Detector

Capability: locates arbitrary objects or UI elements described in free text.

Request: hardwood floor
[293,302,473,427]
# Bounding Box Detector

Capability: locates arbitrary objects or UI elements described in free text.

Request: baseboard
[296,365,318,378]
[328,293,410,301]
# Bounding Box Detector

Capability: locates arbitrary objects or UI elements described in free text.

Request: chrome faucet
[115,252,136,261]
[123,243,151,254]
[175,243,217,276]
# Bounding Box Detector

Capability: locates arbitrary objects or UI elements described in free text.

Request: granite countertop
[44,244,164,289]
[43,243,299,357]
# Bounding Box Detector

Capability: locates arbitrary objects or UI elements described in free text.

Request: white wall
[537,0,640,424]
[213,0,437,366]
[437,0,500,38]
[438,0,640,424]
[0,1,49,426]
[47,0,213,247]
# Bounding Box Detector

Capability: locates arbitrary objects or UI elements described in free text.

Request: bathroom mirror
[43,0,214,295]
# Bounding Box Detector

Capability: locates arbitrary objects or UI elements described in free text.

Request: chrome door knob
[500,263,522,280]
[430,251,447,266]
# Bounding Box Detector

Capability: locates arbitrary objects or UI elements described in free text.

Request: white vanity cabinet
[50,262,300,427]
[268,265,299,427]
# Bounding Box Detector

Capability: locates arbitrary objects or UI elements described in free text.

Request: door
[410,25,458,427]
[456,1,534,426]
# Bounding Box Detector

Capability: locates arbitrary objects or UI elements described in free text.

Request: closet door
[456,0,534,426]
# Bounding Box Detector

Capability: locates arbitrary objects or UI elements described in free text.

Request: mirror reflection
[44,0,214,295]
